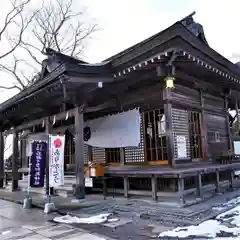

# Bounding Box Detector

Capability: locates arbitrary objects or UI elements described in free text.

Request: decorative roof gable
[180,12,208,45]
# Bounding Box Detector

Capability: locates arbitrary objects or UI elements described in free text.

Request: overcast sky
[0,0,240,103]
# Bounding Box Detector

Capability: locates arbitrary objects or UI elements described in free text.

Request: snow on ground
[159,197,240,239]
[53,213,118,224]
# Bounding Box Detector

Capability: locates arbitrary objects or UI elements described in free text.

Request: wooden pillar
[200,90,207,160]
[229,170,234,189]
[123,176,129,198]
[163,88,174,167]
[235,100,240,134]
[120,148,125,166]
[74,106,85,199]
[12,131,19,191]
[102,177,107,199]
[178,176,185,205]
[151,175,158,201]
[225,96,232,152]
[21,138,27,169]
[215,170,220,193]
[196,173,203,198]
[0,131,4,188]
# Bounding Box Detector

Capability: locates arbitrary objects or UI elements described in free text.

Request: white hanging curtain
[84,108,141,148]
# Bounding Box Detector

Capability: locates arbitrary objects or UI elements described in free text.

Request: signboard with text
[30,141,47,187]
[49,135,65,187]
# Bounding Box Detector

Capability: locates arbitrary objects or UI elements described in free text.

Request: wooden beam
[68,76,114,83]
[12,131,19,191]
[163,88,175,167]
[0,131,4,188]
[74,107,85,199]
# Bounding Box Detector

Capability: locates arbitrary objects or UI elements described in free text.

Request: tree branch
[1,0,98,91]
[0,0,35,60]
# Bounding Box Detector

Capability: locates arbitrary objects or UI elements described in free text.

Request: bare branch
[0,85,22,91]
[0,0,35,60]
[1,0,98,91]
[0,56,26,89]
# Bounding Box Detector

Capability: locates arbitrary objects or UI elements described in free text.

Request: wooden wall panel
[205,112,229,158]
[171,85,200,108]
[204,94,225,112]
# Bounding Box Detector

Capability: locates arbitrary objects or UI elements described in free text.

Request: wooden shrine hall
[1,13,240,203]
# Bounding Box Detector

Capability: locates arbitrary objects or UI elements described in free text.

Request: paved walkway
[0,188,102,213]
[0,199,111,240]
[2,188,240,239]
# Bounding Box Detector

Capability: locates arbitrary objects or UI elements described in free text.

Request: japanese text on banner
[49,135,65,187]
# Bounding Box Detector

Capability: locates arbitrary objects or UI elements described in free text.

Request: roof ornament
[180,11,208,45]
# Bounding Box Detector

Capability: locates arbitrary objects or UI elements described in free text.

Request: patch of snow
[53,213,115,224]
[213,197,240,212]
[1,230,12,235]
[160,201,240,239]
[159,219,240,239]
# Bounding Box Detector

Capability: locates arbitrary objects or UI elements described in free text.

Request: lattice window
[105,148,121,163]
[92,147,105,163]
[143,109,168,161]
[189,111,203,159]
[125,115,145,163]
[84,144,89,164]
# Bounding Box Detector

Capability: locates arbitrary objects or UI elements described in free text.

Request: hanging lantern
[165,76,175,89]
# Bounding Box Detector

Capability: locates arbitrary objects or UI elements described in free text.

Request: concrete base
[73,184,85,199]
[23,197,32,209]
[44,202,56,214]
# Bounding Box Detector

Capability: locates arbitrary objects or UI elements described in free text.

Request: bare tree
[0,0,97,91]
[0,0,35,90]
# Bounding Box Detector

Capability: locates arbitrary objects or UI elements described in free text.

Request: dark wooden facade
[1,14,240,201]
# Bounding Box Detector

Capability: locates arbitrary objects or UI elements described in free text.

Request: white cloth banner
[49,135,65,187]
[84,109,141,148]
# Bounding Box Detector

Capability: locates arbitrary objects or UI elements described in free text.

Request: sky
[0,0,240,103]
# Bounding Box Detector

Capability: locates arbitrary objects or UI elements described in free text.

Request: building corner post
[12,131,19,191]
[74,106,85,199]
